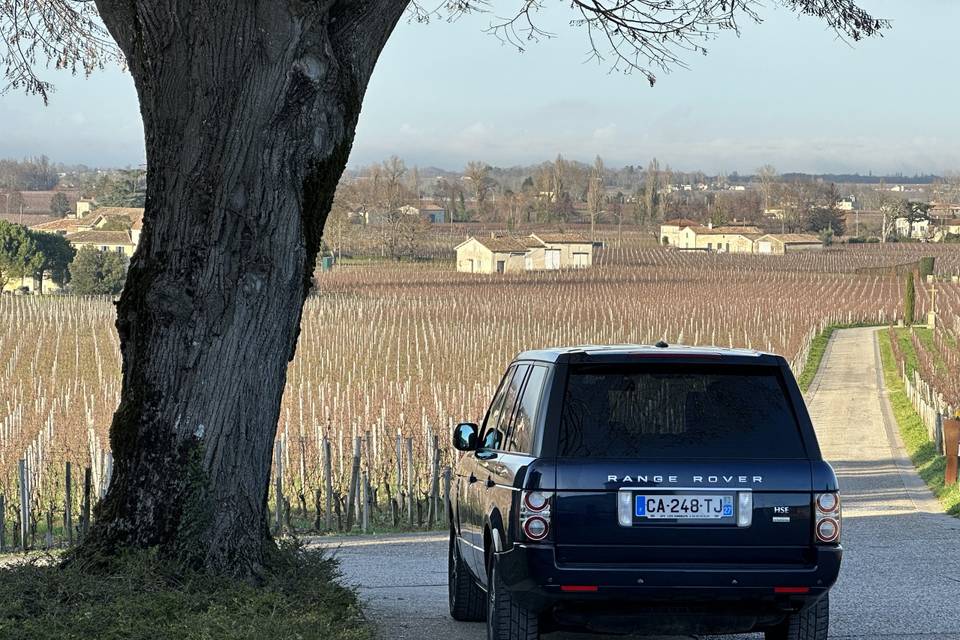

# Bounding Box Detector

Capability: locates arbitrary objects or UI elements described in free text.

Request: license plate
[635,494,733,520]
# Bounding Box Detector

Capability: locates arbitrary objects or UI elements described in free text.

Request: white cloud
[592,124,617,141]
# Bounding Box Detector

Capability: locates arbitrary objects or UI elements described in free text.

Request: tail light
[520,490,553,542]
[814,492,841,544]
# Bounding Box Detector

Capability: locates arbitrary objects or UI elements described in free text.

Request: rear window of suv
[558,363,806,459]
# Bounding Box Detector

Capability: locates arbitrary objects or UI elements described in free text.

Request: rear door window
[558,363,805,459]
[508,365,548,454]
[481,366,514,449]
[482,364,526,450]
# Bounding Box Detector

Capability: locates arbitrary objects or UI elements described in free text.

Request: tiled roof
[661,218,699,227]
[66,230,134,245]
[530,232,590,244]
[94,207,144,226]
[31,217,84,232]
[474,236,529,253]
[691,226,763,236]
[519,236,546,248]
[759,233,821,244]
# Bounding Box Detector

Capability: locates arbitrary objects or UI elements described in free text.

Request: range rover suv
[448,344,841,640]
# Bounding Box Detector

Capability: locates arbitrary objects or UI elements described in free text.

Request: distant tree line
[0,156,59,190]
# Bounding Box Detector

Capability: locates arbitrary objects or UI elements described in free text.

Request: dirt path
[326,328,960,639]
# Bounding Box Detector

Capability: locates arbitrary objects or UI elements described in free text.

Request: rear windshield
[558,363,805,459]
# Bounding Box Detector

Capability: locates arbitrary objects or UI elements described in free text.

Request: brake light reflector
[561,585,599,592]
[814,492,842,544]
[774,587,810,594]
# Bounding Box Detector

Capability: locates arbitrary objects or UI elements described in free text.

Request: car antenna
[655,340,669,348]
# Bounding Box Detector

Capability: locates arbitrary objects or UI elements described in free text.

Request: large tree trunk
[83,0,408,575]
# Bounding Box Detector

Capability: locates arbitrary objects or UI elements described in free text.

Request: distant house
[930,203,960,221]
[398,203,447,224]
[520,237,547,271]
[674,224,762,253]
[894,216,929,239]
[455,232,595,273]
[659,218,699,246]
[29,216,88,235]
[418,203,446,224]
[755,234,823,254]
[529,233,593,269]
[30,206,144,237]
[944,219,960,236]
[66,230,137,257]
[836,198,855,211]
[455,236,528,274]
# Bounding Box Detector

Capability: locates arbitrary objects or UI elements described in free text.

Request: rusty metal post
[944,419,960,487]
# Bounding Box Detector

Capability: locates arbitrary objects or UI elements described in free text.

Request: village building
[455,233,595,274]
[454,236,528,274]
[11,205,146,293]
[398,202,447,224]
[894,216,930,239]
[674,224,762,253]
[65,230,137,256]
[836,198,855,211]
[520,237,547,271]
[529,233,593,269]
[930,202,960,221]
[755,234,823,255]
[659,218,700,246]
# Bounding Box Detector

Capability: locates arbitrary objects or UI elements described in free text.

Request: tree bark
[83,0,408,576]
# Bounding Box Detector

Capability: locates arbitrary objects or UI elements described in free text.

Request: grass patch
[0,543,374,640]
[878,329,960,517]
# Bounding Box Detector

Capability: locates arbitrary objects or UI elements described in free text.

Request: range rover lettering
[448,344,842,640]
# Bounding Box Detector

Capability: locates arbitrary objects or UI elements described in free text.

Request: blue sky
[0,1,956,174]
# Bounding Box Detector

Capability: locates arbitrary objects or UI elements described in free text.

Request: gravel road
[321,328,960,639]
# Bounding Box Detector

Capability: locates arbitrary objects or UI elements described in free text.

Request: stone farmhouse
[659,218,700,246]
[754,234,824,254]
[660,219,822,255]
[455,233,593,274]
[6,204,145,293]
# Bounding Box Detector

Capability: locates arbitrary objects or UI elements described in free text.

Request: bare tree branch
[4,0,888,103]
[1,0,123,104]
[411,0,889,86]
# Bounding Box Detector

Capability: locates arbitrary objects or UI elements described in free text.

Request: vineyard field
[2,243,958,542]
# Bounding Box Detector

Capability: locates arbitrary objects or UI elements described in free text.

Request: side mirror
[453,422,479,452]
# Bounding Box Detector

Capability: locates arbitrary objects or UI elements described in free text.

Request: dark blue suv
[449,344,842,640]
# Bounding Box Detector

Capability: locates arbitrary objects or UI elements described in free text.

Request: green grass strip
[878,329,960,517]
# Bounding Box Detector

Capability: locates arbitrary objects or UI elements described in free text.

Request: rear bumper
[495,543,841,632]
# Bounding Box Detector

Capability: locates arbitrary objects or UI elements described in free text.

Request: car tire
[765,595,829,640]
[449,531,486,622]
[486,559,539,640]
